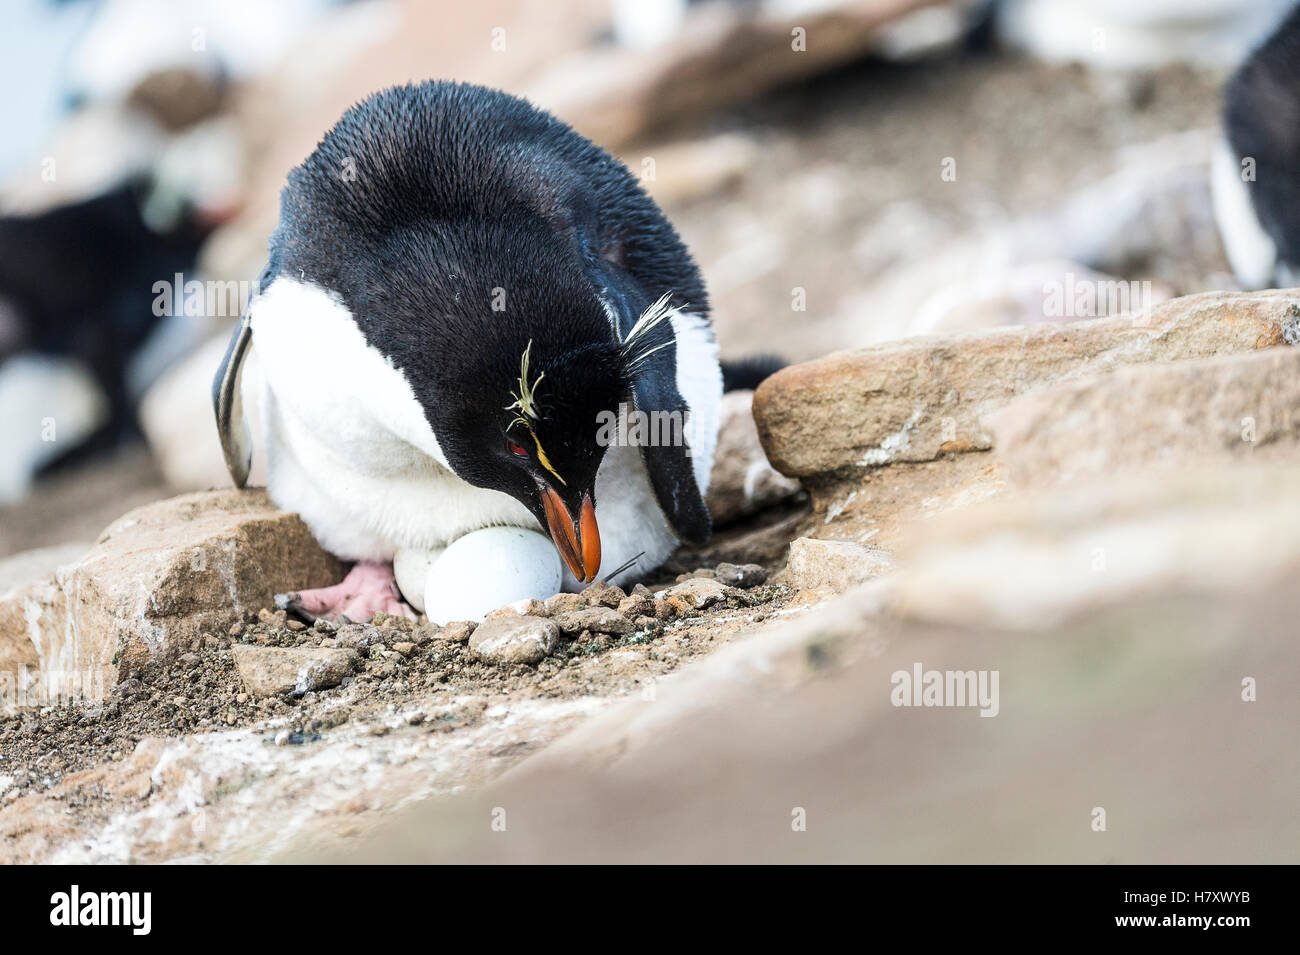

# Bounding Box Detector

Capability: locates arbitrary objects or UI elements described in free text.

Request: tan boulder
[0,490,344,702]
[753,289,1300,478]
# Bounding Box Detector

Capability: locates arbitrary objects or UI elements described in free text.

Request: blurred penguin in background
[1214,3,1300,291]
[0,177,218,502]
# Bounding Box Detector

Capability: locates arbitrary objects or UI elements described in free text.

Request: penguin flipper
[212,310,253,488]
[624,307,713,548]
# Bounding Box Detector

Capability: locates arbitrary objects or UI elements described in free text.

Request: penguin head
[472,336,628,584]
[405,266,635,584]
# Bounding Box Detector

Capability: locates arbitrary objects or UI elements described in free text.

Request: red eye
[506,439,529,458]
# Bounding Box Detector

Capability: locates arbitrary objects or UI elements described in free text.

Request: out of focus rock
[707,390,803,526]
[713,562,768,588]
[232,645,356,698]
[883,464,1300,631]
[528,0,953,150]
[783,538,891,593]
[989,345,1300,487]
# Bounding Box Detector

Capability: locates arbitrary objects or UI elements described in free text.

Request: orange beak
[540,488,602,583]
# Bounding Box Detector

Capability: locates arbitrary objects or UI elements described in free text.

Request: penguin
[0,178,214,493]
[1214,3,1300,291]
[214,81,723,622]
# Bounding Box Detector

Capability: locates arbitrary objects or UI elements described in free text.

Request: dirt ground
[0,570,802,853]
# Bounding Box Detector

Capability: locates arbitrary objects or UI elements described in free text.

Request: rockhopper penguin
[215,81,722,623]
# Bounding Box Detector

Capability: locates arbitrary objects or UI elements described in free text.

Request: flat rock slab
[232,645,357,698]
[753,289,1300,477]
[0,490,345,703]
[989,344,1300,486]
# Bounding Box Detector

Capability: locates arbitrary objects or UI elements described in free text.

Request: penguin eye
[506,438,529,458]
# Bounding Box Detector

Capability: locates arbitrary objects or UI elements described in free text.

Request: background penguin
[1214,3,1300,291]
[0,177,216,500]
[215,80,729,623]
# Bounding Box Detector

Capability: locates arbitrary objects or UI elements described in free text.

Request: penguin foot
[276,561,416,624]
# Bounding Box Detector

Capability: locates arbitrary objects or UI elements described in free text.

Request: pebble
[552,606,635,636]
[440,620,476,644]
[543,592,586,615]
[468,616,561,665]
[580,580,626,608]
[713,562,768,588]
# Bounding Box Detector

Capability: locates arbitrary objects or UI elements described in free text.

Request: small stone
[371,611,415,633]
[675,568,716,583]
[579,580,626,608]
[484,596,548,620]
[544,592,586,615]
[227,622,244,637]
[177,651,201,668]
[634,615,658,629]
[393,641,415,656]
[652,598,674,619]
[232,645,357,698]
[286,619,306,631]
[660,578,731,615]
[313,618,337,634]
[631,583,652,597]
[236,692,249,704]
[713,562,768,588]
[412,622,440,645]
[441,620,476,644]
[552,606,635,636]
[617,594,656,618]
[468,616,561,665]
[334,623,384,652]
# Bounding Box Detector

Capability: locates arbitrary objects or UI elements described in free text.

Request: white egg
[392,545,444,613]
[422,526,562,625]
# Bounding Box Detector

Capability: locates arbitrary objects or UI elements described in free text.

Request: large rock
[706,390,803,527]
[0,490,344,703]
[753,289,1300,478]
[988,345,1300,487]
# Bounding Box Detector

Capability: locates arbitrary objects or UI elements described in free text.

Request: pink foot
[276,561,415,623]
